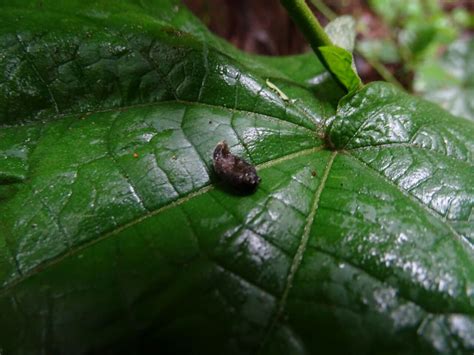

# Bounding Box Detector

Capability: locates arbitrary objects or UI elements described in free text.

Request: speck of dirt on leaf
[208,120,212,124]
[311,170,317,177]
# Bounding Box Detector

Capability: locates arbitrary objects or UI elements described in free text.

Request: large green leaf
[0,1,473,355]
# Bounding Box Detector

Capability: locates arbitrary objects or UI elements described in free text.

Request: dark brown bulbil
[213,141,261,192]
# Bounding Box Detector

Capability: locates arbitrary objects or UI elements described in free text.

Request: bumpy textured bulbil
[213,141,261,192]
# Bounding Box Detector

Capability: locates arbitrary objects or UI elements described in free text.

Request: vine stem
[280,0,347,90]
[280,0,332,49]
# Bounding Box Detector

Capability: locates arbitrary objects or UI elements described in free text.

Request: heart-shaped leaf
[0,1,473,354]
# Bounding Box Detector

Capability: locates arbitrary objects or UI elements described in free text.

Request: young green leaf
[318,45,363,93]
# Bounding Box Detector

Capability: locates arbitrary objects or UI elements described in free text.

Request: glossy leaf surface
[0,1,473,355]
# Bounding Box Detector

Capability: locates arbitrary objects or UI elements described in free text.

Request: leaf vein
[15,34,60,114]
[257,151,337,353]
[0,147,323,294]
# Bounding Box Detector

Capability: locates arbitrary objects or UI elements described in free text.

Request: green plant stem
[309,0,404,90]
[280,0,347,90]
[280,0,332,50]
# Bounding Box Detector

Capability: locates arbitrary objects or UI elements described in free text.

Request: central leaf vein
[258,150,337,352]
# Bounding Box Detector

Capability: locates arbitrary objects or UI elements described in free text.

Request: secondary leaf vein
[347,153,473,251]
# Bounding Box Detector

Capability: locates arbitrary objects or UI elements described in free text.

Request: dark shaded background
[183,0,473,85]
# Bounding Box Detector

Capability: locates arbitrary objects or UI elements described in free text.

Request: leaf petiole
[280,0,360,92]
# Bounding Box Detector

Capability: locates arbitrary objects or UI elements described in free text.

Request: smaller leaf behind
[318,45,362,93]
[316,16,362,94]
